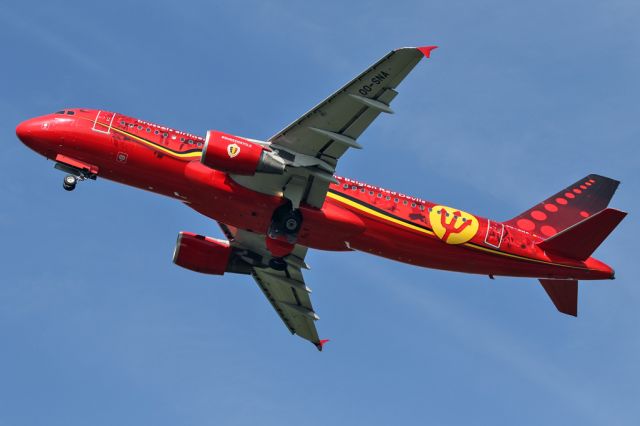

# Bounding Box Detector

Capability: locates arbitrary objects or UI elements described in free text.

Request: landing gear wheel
[63,175,77,191]
[268,257,288,271]
[285,215,301,233]
[269,202,303,241]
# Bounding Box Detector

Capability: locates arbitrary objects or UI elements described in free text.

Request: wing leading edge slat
[232,46,436,209]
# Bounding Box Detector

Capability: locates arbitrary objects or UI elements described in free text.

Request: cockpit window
[66,111,75,115]
[55,110,65,114]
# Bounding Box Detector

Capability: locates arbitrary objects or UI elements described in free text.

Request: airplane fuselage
[16,109,614,281]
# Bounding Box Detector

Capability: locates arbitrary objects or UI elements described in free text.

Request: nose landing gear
[54,160,97,192]
[63,175,78,191]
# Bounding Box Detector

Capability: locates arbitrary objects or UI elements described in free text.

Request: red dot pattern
[514,177,597,237]
[517,218,536,231]
[531,210,547,221]
[556,198,568,205]
[541,225,557,237]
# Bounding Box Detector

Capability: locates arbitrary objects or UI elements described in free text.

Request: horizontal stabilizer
[537,208,627,261]
[539,279,578,316]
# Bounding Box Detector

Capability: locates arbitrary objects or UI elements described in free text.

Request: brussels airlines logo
[227,143,240,158]
[429,205,479,244]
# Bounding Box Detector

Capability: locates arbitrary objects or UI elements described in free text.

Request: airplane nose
[16,117,54,155]
[15,119,34,143]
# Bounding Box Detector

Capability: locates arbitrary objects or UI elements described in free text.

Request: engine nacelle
[173,232,232,275]
[201,130,285,175]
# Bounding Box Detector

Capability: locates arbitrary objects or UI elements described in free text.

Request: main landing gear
[268,202,302,242]
[267,201,303,270]
[268,257,288,271]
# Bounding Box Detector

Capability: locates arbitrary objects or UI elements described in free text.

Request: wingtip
[315,339,330,351]
[417,46,438,58]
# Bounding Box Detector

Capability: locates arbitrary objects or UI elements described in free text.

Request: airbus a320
[16,46,626,350]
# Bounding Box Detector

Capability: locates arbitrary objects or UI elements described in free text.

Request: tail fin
[537,208,627,260]
[539,279,578,316]
[505,174,620,237]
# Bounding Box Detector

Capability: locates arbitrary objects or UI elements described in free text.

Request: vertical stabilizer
[506,174,619,238]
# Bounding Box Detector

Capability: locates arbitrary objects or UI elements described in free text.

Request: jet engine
[201,130,285,175]
[172,231,252,275]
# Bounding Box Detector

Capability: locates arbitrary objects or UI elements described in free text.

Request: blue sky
[1,1,639,424]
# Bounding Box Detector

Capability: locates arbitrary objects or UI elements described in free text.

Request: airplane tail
[506,174,626,317]
[505,174,620,237]
[536,208,626,317]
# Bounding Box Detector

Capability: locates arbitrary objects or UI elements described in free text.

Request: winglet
[417,46,438,58]
[315,339,330,351]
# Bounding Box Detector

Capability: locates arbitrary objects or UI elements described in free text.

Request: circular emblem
[429,205,479,244]
[227,143,240,158]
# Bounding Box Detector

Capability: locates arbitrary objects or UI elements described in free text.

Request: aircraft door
[485,220,505,248]
[92,110,115,134]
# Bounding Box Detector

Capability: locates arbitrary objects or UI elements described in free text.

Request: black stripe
[88,117,204,156]
[117,127,203,155]
[328,188,433,233]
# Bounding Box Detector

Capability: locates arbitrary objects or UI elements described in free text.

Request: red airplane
[16,46,626,350]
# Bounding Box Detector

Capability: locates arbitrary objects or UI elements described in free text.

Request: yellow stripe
[113,126,202,158]
[327,191,587,271]
[327,192,435,236]
[82,116,202,159]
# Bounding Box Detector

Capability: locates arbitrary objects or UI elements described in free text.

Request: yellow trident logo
[227,143,240,158]
[429,205,479,244]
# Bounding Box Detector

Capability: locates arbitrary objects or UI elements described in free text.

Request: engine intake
[201,130,285,175]
[173,231,253,275]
